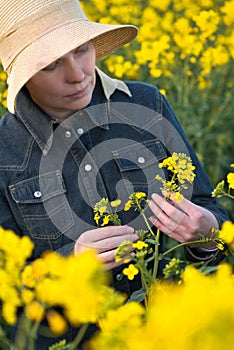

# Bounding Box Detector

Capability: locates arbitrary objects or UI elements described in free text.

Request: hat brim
[7,21,137,113]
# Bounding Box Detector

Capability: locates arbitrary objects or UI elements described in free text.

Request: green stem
[152,228,161,280]
[217,189,234,200]
[0,335,11,350]
[70,323,89,349]
[13,314,32,350]
[140,274,148,308]
[162,238,217,257]
[28,320,41,350]
[226,192,234,200]
[141,211,155,237]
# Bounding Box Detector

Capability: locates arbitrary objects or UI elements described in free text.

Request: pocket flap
[112,139,166,172]
[9,170,66,204]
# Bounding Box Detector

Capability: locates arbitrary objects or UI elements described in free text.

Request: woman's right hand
[74,225,137,270]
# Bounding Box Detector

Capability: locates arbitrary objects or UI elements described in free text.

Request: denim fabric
[0,72,229,348]
[0,72,229,256]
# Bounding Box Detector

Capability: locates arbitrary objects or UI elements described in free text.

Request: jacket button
[116,273,123,281]
[77,128,84,135]
[84,164,92,172]
[34,191,42,198]
[138,156,145,164]
[65,130,72,138]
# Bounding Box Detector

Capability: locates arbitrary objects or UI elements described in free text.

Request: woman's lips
[66,86,88,98]
[66,78,94,99]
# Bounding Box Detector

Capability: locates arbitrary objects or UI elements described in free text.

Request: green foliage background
[0,0,233,217]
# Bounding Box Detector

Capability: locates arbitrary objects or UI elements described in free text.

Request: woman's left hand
[148,193,219,246]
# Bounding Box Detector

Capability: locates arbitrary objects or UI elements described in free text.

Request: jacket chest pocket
[112,139,167,196]
[9,170,74,239]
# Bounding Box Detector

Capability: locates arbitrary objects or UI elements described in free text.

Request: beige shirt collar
[95,67,132,99]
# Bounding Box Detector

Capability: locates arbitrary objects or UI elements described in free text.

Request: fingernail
[151,193,158,200]
[125,226,134,233]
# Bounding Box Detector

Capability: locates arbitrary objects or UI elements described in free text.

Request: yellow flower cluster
[0,227,34,324]
[156,153,196,201]
[80,0,234,93]
[93,197,121,226]
[163,257,182,279]
[227,169,234,189]
[159,152,196,184]
[124,192,147,211]
[0,67,8,111]
[218,221,234,250]
[0,226,125,341]
[212,163,234,199]
[21,250,115,326]
[89,263,234,350]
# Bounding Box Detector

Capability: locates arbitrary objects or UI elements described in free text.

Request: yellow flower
[94,198,108,216]
[97,301,144,333]
[0,71,7,81]
[94,212,101,224]
[21,289,35,304]
[135,192,147,199]
[91,263,234,350]
[173,191,184,203]
[101,215,110,226]
[123,264,139,280]
[47,310,68,335]
[132,240,148,250]
[216,243,225,251]
[221,0,234,25]
[227,172,234,189]
[110,199,122,207]
[99,205,108,216]
[124,200,133,211]
[163,258,181,279]
[115,256,122,263]
[25,301,45,322]
[159,88,167,96]
[218,221,234,250]
[2,302,18,325]
[93,198,121,226]
[159,156,177,172]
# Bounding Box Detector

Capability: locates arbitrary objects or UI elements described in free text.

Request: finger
[75,226,137,254]
[150,193,188,226]
[169,193,194,213]
[102,259,126,270]
[85,225,135,242]
[98,247,134,264]
[99,249,134,270]
[89,233,138,252]
[149,214,182,237]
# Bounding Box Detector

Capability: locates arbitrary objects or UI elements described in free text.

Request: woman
[0,0,228,347]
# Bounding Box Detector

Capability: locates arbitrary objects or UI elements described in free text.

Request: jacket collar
[15,68,131,155]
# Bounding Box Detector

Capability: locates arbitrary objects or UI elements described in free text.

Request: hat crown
[0,0,86,37]
[0,0,87,70]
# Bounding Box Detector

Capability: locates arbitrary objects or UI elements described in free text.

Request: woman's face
[26,41,96,120]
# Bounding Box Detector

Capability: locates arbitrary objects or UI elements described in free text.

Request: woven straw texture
[0,0,138,113]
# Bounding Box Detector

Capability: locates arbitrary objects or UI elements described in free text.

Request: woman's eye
[42,61,59,71]
[74,43,89,55]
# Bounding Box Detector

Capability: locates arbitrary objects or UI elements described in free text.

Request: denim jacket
[0,69,228,288]
[0,69,229,347]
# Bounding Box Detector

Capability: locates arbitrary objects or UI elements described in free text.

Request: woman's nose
[65,58,85,83]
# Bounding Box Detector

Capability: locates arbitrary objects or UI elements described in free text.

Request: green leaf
[199,265,218,275]
[49,340,68,350]
[127,288,146,303]
[145,238,157,245]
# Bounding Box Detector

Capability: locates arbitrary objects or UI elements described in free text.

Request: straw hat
[0,0,138,113]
